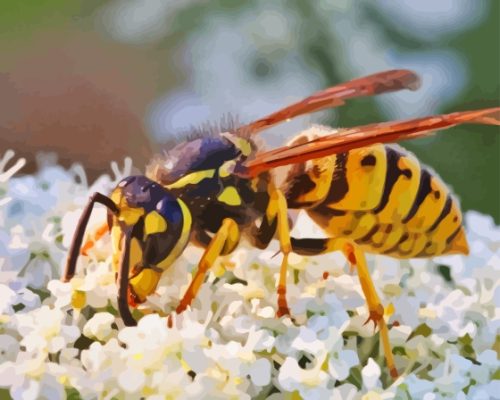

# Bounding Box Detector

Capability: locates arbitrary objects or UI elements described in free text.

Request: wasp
[62,69,499,378]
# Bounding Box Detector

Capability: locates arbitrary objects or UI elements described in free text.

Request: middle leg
[175,218,240,314]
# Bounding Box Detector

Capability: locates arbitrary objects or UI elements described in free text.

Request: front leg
[175,218,240,314]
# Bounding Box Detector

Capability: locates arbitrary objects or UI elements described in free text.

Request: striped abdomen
[282,127,468,258]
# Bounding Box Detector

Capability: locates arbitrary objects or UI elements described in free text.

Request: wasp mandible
[62,69,499,378]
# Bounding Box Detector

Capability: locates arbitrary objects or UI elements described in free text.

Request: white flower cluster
[0,152,498,400]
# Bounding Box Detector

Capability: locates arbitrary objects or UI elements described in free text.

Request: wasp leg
[291,237,398,379]
[175,218,240,314]
[270,189,293,318]
[63,192,119,282]
[80,222,110,256]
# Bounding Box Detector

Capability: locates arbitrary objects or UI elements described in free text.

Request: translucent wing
[240,107,500,177]
[236,69,421,135]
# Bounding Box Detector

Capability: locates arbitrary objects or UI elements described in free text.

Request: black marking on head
[119,176,178,213]
[374,147,403,214]
[427,195,452,232]
[325,152,349,204]
[361,154,377,167]
[150,137,241,184]
[402,169,432,223]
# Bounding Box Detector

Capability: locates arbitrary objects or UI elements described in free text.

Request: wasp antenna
[62,192,119,282]
[117,229,137,327]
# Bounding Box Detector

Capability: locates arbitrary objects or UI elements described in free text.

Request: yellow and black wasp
[62,69,499,378]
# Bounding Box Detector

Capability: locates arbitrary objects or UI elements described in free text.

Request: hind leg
[292,237,398,379]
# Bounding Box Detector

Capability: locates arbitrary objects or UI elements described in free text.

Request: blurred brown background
[0,1,498,220]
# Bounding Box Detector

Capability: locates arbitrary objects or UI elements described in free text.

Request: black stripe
[371,225,393,249]
[383,232,409,255]
[358,223,380,243]
[285,173,317,208]
[313,204,347,217]
[291,238,328,256]
[325,152,349,203]
[446,225,462,244]
[402,169,432,223]
[428,195,452,232]
[373,147,403,214]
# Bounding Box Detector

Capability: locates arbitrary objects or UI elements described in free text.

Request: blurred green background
[1,1,498,221]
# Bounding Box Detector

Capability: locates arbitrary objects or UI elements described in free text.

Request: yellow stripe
[377,151,421,223]
[329,145,387,211]
[166,169,215,189]
[157,199,192,270]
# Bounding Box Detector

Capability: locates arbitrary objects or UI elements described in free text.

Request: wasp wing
[236,69,420,135]
[240,107,500,177]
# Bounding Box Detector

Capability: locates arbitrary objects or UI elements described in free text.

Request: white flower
[0,334,20,363]
[362,358,381,390]
[1,155,499,399]
[325,328,359,381]
[83,312,116,341]
[0,284,17,314]
[118,367,146,394]
[430,352,473,395]
[278,355,331,399]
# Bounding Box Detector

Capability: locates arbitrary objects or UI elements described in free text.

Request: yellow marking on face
[110,188,122,205]
[111,224,123,273]
[157,199,192,270]
[118,206,145,226]
[144,211,168,236]
[166,169,215,189]
[110,187,145,226]
[128,269,162,302]
[217,186,242,206]
[129,237,143,272]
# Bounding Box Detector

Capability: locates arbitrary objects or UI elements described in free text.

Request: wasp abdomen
[283,128,467,258]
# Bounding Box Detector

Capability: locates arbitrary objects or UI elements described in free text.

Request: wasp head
[110,176,192,307]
